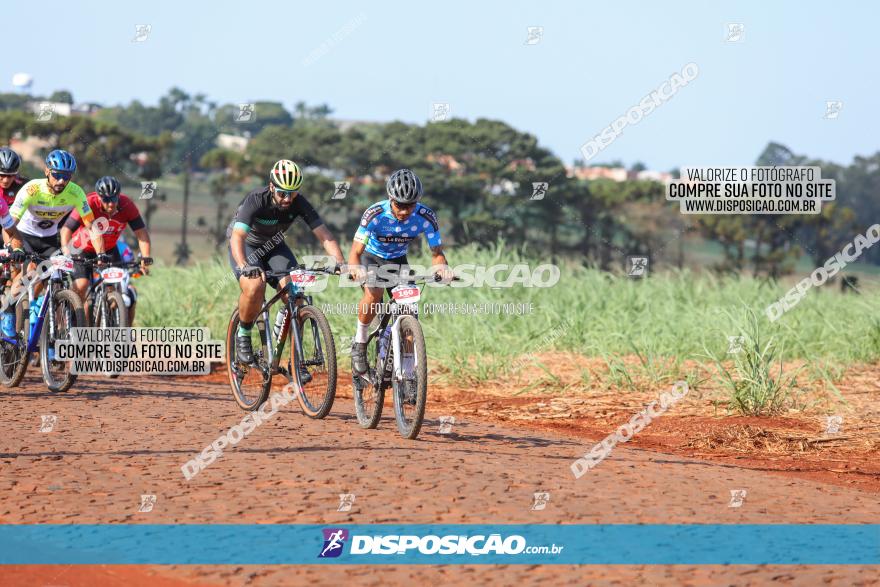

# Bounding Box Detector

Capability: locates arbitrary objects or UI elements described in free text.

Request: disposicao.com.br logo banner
[0,524,876,565]
[317,527,562,559]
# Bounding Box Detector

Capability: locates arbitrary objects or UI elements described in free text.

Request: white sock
[354,321,370,344]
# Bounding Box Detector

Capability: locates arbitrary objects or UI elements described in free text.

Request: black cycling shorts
[228,239,298,290]
[20,232,60,257]
[72,248,123,281]
[361,251,410,291]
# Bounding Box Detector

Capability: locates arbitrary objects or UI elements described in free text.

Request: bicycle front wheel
[392,315,428,440]
[103,290,128,379]
[293,304,337,419]
[226,307,271,410]
[0,298,29,387]
[40,290,85,393]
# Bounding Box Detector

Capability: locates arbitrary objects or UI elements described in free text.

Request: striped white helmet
[270,159,303,190]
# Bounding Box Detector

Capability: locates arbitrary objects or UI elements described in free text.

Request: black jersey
[228,187,324,246]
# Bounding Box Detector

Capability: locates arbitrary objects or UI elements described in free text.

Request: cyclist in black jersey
[228,159,345,363]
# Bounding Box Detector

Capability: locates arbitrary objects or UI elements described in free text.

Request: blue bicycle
[0,253,86,391]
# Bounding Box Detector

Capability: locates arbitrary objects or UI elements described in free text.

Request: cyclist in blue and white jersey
[347,169,453,373]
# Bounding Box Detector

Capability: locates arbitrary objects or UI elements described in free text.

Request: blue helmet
[45,149,77,173]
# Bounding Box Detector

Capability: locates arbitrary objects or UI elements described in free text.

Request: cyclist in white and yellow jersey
[4,150,106,339]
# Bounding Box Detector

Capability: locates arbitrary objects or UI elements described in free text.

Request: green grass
[133,241,880,411]
[703,309,801,415]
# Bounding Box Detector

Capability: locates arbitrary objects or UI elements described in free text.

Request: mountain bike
[0,253,86,391]
[226,265,337,417]
[82,258,147,329]
[352,274,457,440]
[79,257,149,378]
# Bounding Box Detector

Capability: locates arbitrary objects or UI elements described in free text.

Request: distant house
[567,166,628,182]
[635,170,673,184]
[426,153,463,173]
[216,133,249,153]
[29,101,72,118]
[10,135,52,167]
[72,103,102,115]
[565,166,671,184]
[507,158,536,172]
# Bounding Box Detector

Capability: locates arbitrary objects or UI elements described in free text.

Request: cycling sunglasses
[99,195,119,204]
[50,171,73,181]
[392,200,417,210]
[274,188,296,199]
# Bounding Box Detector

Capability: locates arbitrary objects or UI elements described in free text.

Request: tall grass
[134,242,880,405]
[703,309,801,415]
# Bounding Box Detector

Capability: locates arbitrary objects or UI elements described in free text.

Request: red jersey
[1,175,27,207]
[64,192,146,253]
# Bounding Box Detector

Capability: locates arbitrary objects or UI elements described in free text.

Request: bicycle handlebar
[261,265,340,278]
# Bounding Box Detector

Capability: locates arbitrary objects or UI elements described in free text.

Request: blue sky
[7,1,877,170]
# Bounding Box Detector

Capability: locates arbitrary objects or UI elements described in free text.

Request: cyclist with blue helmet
[347,169,453,374]
[3,150,105,338]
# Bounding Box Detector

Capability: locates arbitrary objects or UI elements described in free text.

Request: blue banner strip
[0,524,877,565]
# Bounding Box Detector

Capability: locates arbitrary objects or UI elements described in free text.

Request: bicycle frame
[88,264,133,326]
[370,284,424,385]
[21,266,66,353]
[257,283,319,383]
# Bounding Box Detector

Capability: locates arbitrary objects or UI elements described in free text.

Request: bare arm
[133,227,151,258]
[230,229,249,268]
[59,226,73,255]
[82,219,105,255]
[430,245,453,281]
[311,224,345,266]
[3,224,22,251]
[348,240,367,281]
[134,227,152,274]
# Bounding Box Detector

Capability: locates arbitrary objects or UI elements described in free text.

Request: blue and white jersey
[353,200,443,259]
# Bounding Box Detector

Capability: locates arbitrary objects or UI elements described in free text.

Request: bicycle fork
[388,313,418,383]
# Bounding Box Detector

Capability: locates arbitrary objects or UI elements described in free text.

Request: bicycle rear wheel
[226,308,271,410]
[392,315,428,440]
[293,304,337,418]
[40,290,85,393]
[352,329,384,429]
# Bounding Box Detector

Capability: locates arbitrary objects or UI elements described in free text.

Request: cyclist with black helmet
[348,168,453,374]
[0,147,28,208]
[228,159,345,364]
[60,176,153,324]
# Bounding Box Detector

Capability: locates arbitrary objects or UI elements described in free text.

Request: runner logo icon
[319,528,349,558]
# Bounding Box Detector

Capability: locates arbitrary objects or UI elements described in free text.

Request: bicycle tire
[392,315,428,440]
[226,307,271,410]
[352,328,385,429]
[293,304,337,419]
[0,297,29,387]
[40,289,85,393]
[105,290,128,379]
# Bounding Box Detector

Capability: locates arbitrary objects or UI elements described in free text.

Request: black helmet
[0,147,21,175]
[386,168,423,204]
[95,176,121,201]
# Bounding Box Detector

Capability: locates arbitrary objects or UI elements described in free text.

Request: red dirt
[1,354,878,586]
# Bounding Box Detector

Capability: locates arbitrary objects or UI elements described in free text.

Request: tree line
[0,88,877,276]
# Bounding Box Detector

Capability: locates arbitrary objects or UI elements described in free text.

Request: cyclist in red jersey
[0,147,27,208]
[59,176,152,324]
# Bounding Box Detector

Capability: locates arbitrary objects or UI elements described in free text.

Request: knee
[363,288,384,304]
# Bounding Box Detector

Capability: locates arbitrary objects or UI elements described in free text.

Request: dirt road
[0,372,877,586]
